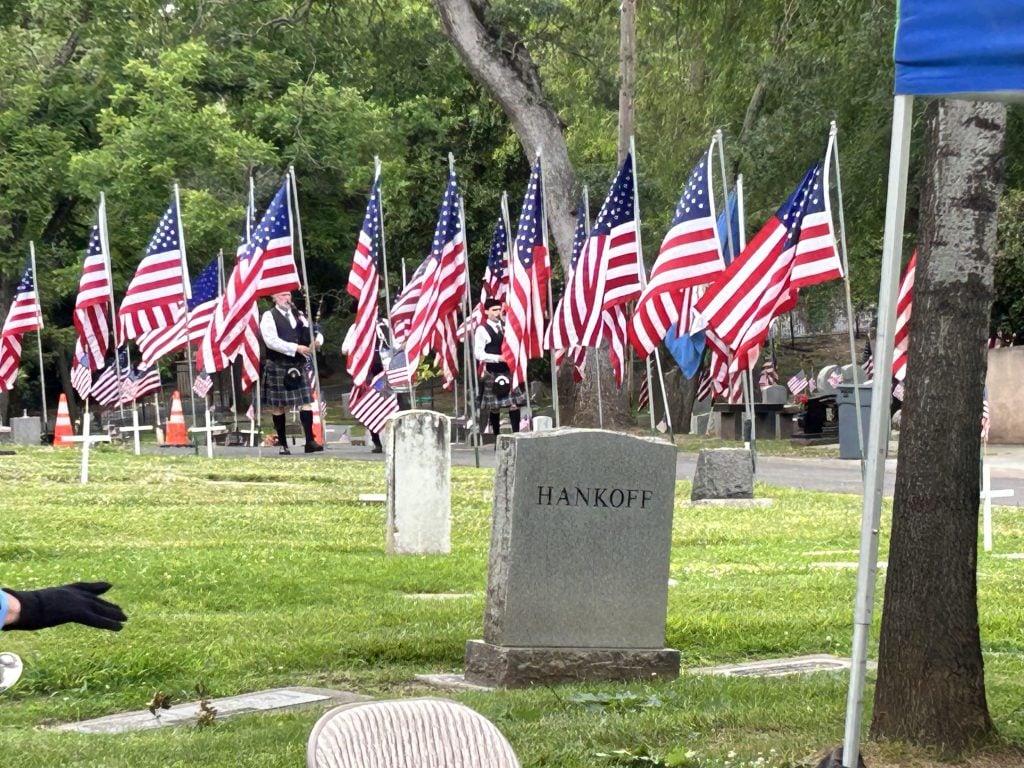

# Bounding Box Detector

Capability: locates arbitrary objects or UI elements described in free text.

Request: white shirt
[260,306,323,356]
[474,319,504,364]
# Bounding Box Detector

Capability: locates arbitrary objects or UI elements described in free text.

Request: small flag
[787,370,808,395]
[193,372,213,399]
[637,374,650,411]
[893,381,905,402]
[981,388,991,443]
[828,369,844,388]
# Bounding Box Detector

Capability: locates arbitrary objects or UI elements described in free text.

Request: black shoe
[370,446,382,454]
[304,442,324,453]
[279,447,291,455]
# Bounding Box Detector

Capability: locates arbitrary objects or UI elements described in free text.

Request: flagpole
[29,241,49,431]
[168,182,199,451]
[288,167,321,409]
[245,173,261,447]
[375,157,394,326]
[537,150,561,427]
[96,193,128,425]
[829,122,867,473]
[500,188,532,421]
[457,189,481,468]
[629,137,673,442]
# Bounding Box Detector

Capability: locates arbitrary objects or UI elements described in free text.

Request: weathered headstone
[464,429,679,687]
[10,416,41,446]
[762,384,788,405]
[385,410,450,555]
[690,448,753,501]
[531,415,553,432]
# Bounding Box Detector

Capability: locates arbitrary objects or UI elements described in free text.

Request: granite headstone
[464,429,679,687]
[385,410,450,555]
[10,416,41,446]
[690,448,754,501]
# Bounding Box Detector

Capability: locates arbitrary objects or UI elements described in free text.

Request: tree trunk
[870,99,1006,750]
[433,0,575,262]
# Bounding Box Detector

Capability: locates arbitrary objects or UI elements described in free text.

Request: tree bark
[433,0,575,263]
[870,99,1006,750]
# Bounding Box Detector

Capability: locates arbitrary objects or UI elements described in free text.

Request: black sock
[509,409,521,433]
[273,414,288,447]
[489,411,501,435]
[371,431,382,448]
[299,409,315,444]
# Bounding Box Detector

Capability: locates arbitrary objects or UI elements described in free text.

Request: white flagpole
[501,182,532,418]
[630,136,673,441]
[375,157,394,326]
[29,241,48,431]
[172,182,199,449]
[288,168,321,408]
[97,193,129,426]
[829,121,867,472]
[537,150,561,427]
[456,183,481,467]
[582,188,603,429]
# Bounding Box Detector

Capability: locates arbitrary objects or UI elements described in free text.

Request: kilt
[476,369,527,411]
[261,358,312,408]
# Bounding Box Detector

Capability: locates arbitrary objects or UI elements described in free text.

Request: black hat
[483,298,502,310]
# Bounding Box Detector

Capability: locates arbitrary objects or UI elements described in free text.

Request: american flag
[637,371,650,411]
[480,215,509,313]
[71,344,94,400]
[0,259,43,392]
[432,312,459,390]
[695,160,836,375]
[74,210,113,378]
[628,144,724,358]
[91,346,129,406]
[705,329,742,403]
[862,337,874,380]
[118,197,187,340]
[121,365,161,404]
[187,257,220,344]
[787,369,809,395]
[547,194,589,381]
[604,304,629,387]
[981,388,991,443]
[758,353,779,388]
[345,174,383,387]
[828,368,844,388]
[547,155,640,351]
[403,168,466,374]
[390,259,426,346]
[892,252,916,382]
[696,364,714,402]
[348,372,399,435]
[192,371,213,399]
[204,179,299,368]
[502,156,551,387]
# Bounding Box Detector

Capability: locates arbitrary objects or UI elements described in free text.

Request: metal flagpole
[580,189,603,429]
[457,189,481,468]
[842,94,913,768]
[288,167,321,406]
[216,249,238,434]
[537,150,561,427]
[500,187,532,422]
[376,158,394,327]
[629,136,674,442]
[173,182,199,452]
[245,173,261,448]
[829,121,867,473]
[96,192,126,427]
[29,242,48,431]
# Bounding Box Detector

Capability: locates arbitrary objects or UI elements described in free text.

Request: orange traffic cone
[311,391,324,445]
[53,393,74,447]
[165,390,189,446]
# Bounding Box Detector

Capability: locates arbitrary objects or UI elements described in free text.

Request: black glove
[4,582,127,632]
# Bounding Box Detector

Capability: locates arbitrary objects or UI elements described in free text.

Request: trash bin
[836,384,872,460]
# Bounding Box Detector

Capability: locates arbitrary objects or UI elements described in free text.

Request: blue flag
[665,189,740,377]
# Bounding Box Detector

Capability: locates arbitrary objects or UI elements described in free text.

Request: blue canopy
[895,0,1024,99]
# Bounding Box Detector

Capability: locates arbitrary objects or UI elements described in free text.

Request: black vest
[266,309,309,365]
[483,322,508,374]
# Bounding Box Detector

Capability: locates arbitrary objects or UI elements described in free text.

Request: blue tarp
[895,0,1024,98]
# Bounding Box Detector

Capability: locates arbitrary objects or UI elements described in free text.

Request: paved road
[159,429,1024,505]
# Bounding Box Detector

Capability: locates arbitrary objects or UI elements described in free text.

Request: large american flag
[203,179,299,370]
[118,198,187,340]
[91,347,129,407]
[74,210,113,379]
[402,169,466,374]
[348,372,399,435]
[892,251,917,382]
[549,197,589,382]
[695,160,835,374]
[345,174,383,387]
[187,257,220,344]
[0,259,43,392]
[502,157,551,387]
[628,144,723,358]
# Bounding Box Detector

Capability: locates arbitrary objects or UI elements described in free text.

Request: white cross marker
[188,408,226,459]
[980,461,1014,552]
[117,408,153,456]
[63,411,111,484]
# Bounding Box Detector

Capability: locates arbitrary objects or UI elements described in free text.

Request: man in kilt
[474,298,526,437]
[260,291,324,454]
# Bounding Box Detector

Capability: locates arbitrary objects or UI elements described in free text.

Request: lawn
[0,447,1021,767]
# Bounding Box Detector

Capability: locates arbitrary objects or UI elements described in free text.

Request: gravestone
[531,415,553,432]
[464,429,679,687]
[11,416,41,446]
[762,384,788,405]
[691,448,753,500]
[385,410,451,555]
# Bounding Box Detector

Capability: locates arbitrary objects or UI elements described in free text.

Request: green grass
[0,447,1021,767]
